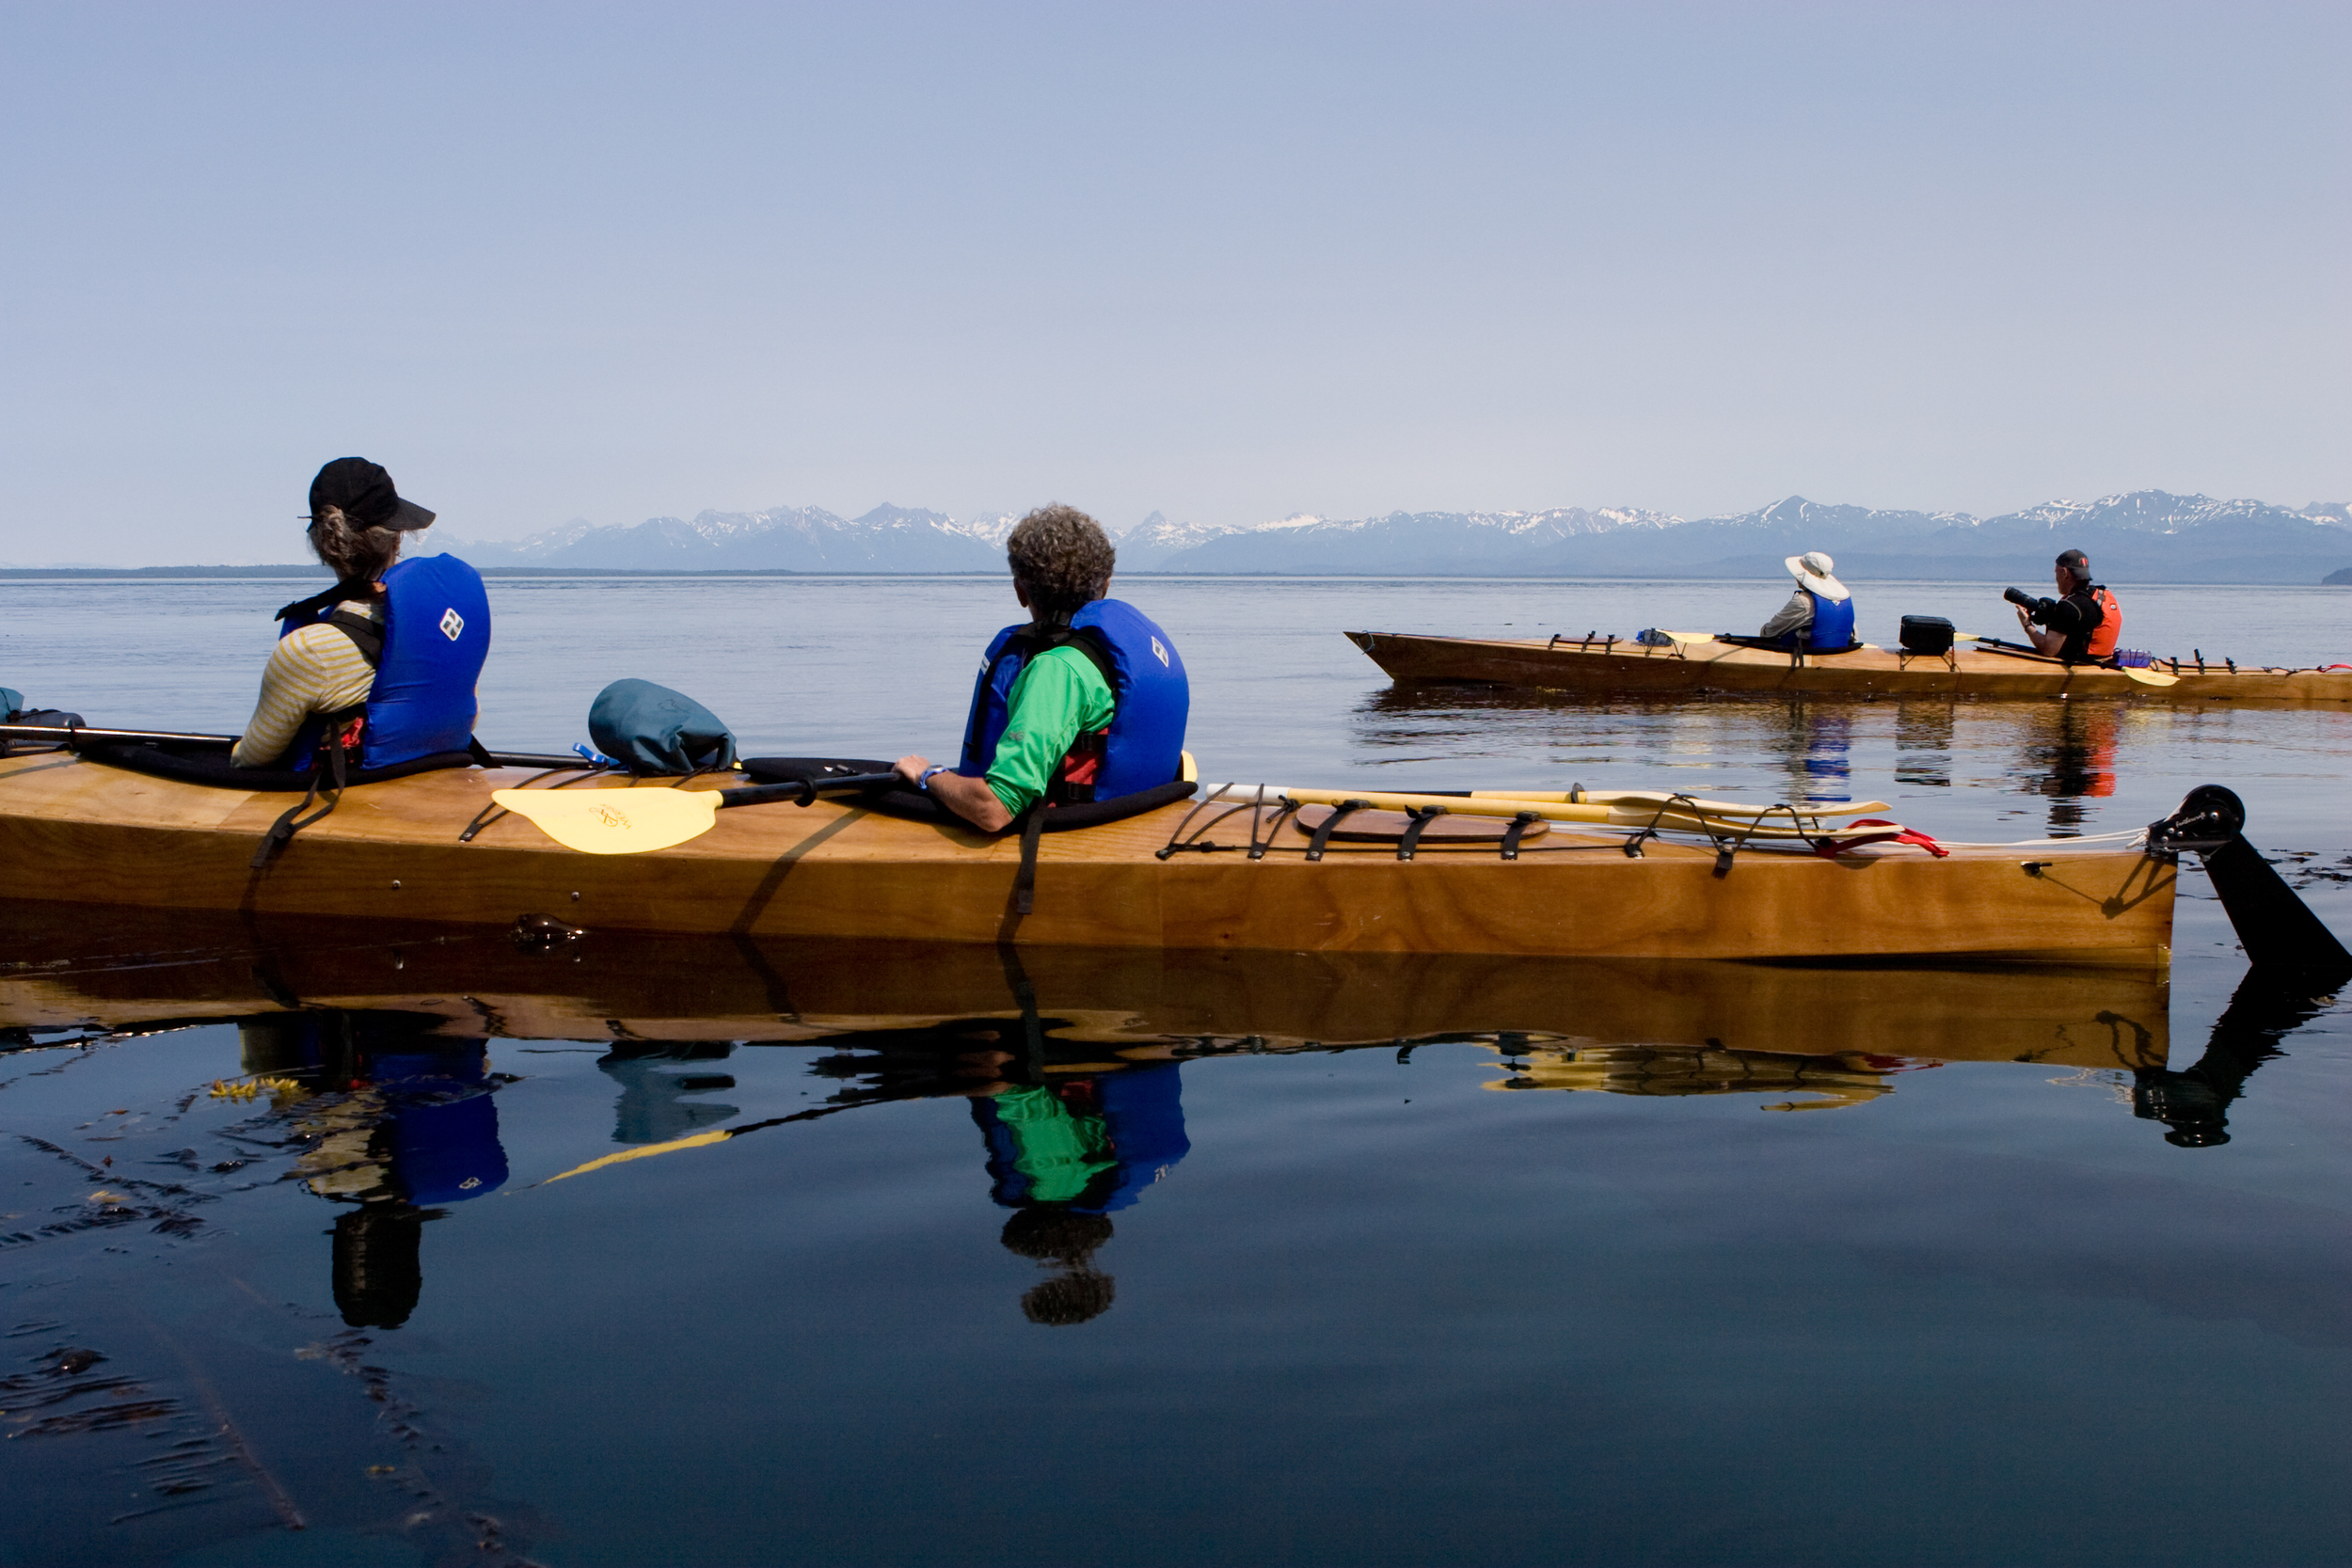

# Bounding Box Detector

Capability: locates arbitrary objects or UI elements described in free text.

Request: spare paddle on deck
[1957,639,2173,686]
[1267,785,1900,841]
[1953,637,2180,688]
[491,773,898,854]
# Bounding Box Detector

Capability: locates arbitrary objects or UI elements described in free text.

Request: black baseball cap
[308,457,437,532]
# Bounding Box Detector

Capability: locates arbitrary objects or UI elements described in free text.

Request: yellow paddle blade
[2122,665,2179,688]
[491,786,722,854]
[1663,630,1720,645]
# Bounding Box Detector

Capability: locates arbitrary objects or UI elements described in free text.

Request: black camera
[2004,586,2053,622]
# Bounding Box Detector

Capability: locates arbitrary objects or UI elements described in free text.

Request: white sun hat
[1785,550,1850,603]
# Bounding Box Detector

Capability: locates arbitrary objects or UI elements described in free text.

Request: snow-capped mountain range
[435,491,2352,583]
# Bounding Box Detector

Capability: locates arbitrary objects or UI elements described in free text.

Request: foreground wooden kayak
[0,750,2176,962]
[1347,630,2352,704]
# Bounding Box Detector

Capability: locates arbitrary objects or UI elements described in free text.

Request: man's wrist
[918,765,949,792]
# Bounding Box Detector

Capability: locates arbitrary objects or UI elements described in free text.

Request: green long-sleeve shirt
[983,644,1116,816]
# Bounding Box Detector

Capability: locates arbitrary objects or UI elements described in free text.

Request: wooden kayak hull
[0,901,2170,1073]
[1347,630,2352,705]
[0,752,2176,963]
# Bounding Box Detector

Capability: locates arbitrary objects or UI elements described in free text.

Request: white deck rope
[1196,784,2152,856]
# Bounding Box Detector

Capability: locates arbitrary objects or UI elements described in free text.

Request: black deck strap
[457,763,601,843]
[1499,811,1541,861]
[1623,790,1704,860]
[1012,804,1048,915]
[1156,787,1255,859]
[467,736,496,768]
[1396,805,1444,862]
[1247,785,1277,860]
[250,720,357,869]
[1706,800,1810,876]
[1305,800,1373,863]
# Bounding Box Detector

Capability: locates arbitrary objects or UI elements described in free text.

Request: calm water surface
[2,576,2347,1566]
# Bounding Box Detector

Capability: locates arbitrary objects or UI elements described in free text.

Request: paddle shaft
[2,722,236,747]
[718,773,899,809]
[0,722,613,769]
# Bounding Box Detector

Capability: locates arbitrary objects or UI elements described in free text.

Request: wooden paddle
[1470,787,1892,817]
[1953,635,2179,687]
[1272,785,1897,840]
[490,773,898,853]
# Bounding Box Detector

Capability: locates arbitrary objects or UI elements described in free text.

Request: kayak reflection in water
[238,1009,509,1329]
[971,1063,1190,1325]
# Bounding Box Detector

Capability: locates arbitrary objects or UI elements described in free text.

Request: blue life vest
[279,554,491,769]
[958,598,1188,803]
[1802,589,1855,652]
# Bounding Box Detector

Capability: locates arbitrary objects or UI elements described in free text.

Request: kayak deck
[1347,630,2352,704]
[0,751,2176,962]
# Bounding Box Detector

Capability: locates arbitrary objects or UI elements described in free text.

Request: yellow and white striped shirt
[231,601,382,768]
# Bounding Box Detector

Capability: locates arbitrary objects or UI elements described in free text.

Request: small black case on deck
[1899,615,1955,655]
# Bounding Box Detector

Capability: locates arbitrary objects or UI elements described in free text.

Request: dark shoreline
[6,564,2348,585]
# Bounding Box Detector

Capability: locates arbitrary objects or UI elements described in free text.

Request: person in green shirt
[895,503,1187,831]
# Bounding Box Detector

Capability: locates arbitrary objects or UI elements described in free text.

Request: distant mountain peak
[428,486,2352,583]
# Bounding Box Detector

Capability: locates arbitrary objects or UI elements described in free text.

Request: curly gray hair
[1005,504,1115,618]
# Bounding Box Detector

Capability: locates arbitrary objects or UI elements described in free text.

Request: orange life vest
[2085,584,2122,659]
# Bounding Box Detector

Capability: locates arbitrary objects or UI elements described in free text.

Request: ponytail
[307,504,402,585]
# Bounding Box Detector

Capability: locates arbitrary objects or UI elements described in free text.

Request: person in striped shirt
[232,460,444,768]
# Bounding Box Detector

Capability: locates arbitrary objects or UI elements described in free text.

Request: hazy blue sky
[3,2,2344,564]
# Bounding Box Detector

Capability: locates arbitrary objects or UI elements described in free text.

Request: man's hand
[892,753,1014,833]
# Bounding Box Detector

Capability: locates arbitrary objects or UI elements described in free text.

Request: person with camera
[2005,548,2122,665]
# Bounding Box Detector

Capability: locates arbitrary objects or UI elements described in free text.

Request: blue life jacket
[958,598,1188,803]
[278,554,491,769]
[1803,589,1855,652]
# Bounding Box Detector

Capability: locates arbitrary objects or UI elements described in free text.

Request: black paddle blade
[2149,785,2352,984]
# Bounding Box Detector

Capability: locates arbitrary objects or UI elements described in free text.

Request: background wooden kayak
[1347,630,2352,704]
